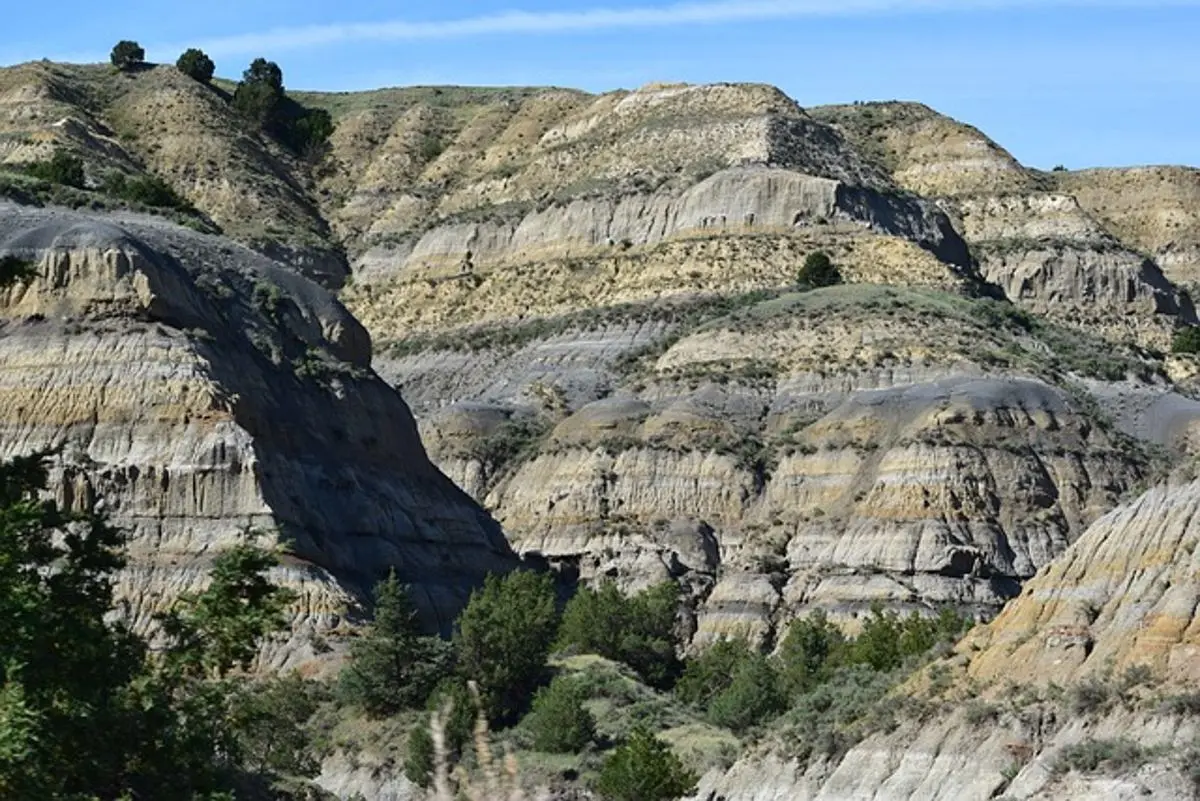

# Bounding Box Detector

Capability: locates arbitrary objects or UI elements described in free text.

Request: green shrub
[27,151,85,188]
[776,609,846,695]
[176,48,215,83]
[111,173,186,208]
[337,571,451,717]
[403,723,435,788]
[0,256,36,286]
[963,699,999,726]
[523,676,596,753]
[1172,326,1200,355]
[705,652,785,733]
[1068,678,1115,716]
[675,638,756,708]
[781,664,898,759]
[556,581,681,688]
[455,570,559,723]
[1055,738,1150,775]
[110,40,144,71]
[281,107,334,158]
[797,251,842,288]
[595,726,697,801]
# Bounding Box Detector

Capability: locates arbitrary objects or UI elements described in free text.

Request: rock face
[383,284,1164,645]
[695,475,1200,800]
[0,202,517,666]
[1055,166,1200,289]
[811,102,1196,347]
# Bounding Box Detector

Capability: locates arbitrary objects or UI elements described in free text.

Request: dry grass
[429,682,554,801]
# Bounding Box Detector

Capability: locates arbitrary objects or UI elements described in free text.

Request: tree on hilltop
[110,40,145,71]
[233,57,285,125]
[176,48,215,84]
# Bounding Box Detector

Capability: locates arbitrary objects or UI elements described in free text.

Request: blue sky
[4,0,1197,170]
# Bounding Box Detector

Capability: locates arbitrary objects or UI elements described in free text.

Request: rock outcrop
[812,101,1195,347]
[383,285,1164,645]
[0,202,517,667]
[695,475,1200,800]
[1055,166,1200,288]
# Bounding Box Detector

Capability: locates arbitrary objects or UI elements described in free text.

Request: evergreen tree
[523,676,596,753]
[454,570,558,723]
[110,40,145,71]
[595,727,697,801]
[556,580,681,688]
[797,251,842,288]
[337,571,451,717]
[776,609,846,695]
[176,48,215,83]
[0,443,305,798]
[233,58,285,126]
[675,638,755,708]
[0,451,141,798]
[705,653,785,733]
[157,537,297,680]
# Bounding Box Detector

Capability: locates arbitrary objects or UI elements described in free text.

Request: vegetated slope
[0,60,346,285]
[811,101,1197,349]
[0,201,517,668]
[698,474,1200,801]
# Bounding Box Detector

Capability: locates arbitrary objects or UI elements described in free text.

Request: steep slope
[696,475,1200,800]
[0,201,517,667]
[812,102,1194,347]
[1055,166,1200,288]
[307,82,1195,646]
[0,61,346,285]
[386,283,1167,645]
[326,83,975,346]
[963,474,1200,686]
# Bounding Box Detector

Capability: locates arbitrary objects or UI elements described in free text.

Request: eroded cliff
[0,202,517,667]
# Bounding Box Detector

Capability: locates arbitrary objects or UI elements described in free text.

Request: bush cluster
[1173,325,1200,355]
[26,150,85,188]
[556,581,682,688]
[676,605,970,735]
[337,560,970,800]
[103,170,187,208]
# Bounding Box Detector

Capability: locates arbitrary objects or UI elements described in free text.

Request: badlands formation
[3,59,1200,797]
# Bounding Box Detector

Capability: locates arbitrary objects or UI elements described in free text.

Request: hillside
[3,58,1200,798]
[0,201,517,670]
[2,60,1200,643]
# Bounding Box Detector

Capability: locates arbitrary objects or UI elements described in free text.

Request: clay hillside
[4,56,1200,800]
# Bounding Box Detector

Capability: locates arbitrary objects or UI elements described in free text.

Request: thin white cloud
[177,0,1200,58]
